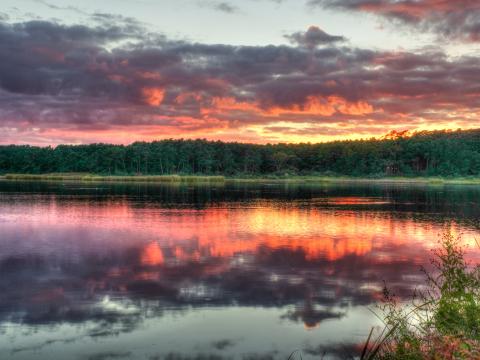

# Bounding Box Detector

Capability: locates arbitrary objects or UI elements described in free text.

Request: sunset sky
[1,0,479,145]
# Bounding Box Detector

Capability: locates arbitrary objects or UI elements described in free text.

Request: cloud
[0,237,425,328]
[281,304,345,329]
[199,1,239,14]
[142,87,166,106]
[0,18,479,144]
[0,195,441,332]
[211,339,236,350]
[285,26,346,48]
[310,0,480,42]
[33,0,88,16]
[87,352,132,360]
[2,184,476,337]
[304,342,360,359]
[213,2,238,13]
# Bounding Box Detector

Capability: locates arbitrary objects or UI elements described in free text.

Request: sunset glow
[5,198,479,263]
[0,0,479,145]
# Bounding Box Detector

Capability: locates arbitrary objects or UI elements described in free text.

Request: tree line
[1,129,480,177]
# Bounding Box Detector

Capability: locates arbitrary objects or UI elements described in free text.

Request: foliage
[362,231,480,360]
[1,129,480,176]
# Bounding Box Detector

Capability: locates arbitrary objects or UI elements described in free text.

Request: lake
[1,181,479,360]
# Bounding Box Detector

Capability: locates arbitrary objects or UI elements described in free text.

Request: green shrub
[362,231,480,359]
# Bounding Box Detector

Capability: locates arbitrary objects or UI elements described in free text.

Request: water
[0,181,479,360]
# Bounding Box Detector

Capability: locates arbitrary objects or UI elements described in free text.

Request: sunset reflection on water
[0,182,479,360]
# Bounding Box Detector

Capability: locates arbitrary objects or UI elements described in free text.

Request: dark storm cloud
[0,19,145,96]
[0,17,479,142]
[310,0,480,42]
[285,26,346,48]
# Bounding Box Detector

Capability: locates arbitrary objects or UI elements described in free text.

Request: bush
[362,231,480,359]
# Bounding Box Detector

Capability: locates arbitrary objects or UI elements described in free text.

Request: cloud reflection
[0,182,479,358]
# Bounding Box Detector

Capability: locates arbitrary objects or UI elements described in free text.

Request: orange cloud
[331,96,376,115]
[282,96,375,116]
[175,92,204,104]
[206,97,261,114]
[268,96,337,116]
[142,87,165,106]
[202,96,376,118]
[141,241,164,266]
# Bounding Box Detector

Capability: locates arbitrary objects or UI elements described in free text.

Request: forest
[1,129,480,177]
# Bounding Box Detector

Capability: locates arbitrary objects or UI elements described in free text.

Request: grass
[361,230,480,359]
[229,175,480,185]
[2,173,225,183]
[2,173,480,185]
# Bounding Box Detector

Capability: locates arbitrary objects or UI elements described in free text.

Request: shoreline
[1,174,480,185]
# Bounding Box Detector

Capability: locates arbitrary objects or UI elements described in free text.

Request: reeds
[5,173,86,181]
[360,230,480,359]
[229,176,480,185]
[4,173,480,185]
[4,173,225,183]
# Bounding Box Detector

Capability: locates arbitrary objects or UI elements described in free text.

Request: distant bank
[2,129,480,179]
[2,173,480,185]
[1,174,226,183]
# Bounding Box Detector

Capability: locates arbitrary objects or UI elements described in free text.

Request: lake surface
[1,181,479,360]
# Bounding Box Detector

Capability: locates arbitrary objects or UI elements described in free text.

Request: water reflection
[0,181,479,359]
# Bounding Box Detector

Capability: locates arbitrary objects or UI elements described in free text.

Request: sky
[1,0,480,145]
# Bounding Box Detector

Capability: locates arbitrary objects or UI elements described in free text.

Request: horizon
[1,1,479,145]
[2,127,476,148]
